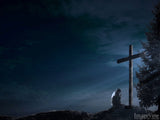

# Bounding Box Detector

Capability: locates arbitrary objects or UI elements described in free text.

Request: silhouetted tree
[136,2,160,113]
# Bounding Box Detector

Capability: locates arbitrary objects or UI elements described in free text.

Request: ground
[0,105,156,120]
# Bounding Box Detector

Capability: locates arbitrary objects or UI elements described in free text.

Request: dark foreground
[0,105,158,120]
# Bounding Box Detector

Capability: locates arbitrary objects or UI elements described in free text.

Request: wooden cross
[117,45,143,107]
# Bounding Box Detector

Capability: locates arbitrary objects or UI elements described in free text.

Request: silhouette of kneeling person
[111,88,121,108]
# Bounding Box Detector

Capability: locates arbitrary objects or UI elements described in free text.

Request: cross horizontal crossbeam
[117,52,144,64]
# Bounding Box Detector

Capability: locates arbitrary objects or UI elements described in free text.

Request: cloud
[0,81,52,115]
[67,0,154,19]
[0,0,71,17]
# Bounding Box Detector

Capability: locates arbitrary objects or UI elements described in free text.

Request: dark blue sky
[0,0,159,116]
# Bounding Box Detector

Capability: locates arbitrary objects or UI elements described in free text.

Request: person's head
[117,88,121,93]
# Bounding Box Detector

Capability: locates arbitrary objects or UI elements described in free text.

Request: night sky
[0,0,159,116]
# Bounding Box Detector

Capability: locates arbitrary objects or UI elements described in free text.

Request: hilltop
[0,105,155,120]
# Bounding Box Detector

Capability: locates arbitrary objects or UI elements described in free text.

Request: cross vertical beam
[129,45,133,107]
[117,45,143,107]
